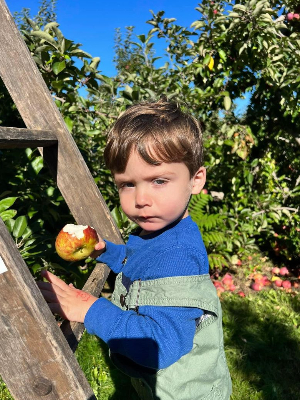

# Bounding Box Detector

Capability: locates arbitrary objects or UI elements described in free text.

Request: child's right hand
[90,236,106,259]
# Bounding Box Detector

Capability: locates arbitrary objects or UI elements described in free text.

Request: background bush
[1,0,299,284]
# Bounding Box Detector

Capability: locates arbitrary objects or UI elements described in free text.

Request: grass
[1,288,300,400]
[222,289,300,400]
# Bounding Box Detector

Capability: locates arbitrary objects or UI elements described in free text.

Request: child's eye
[153,179,167,185]
[119,182,134,189]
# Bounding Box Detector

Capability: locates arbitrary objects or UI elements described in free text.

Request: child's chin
[139,222,168,234]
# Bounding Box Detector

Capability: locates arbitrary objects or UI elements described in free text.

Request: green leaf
[4,219,15,232]
[0,210,17,222]
[0,197,17,213]
[44,22,59,31]
[90,57,100,70]
[111,207,123,228]
[53,61,66,75]
[64,116,74,133]
[218,49,226,61]
[224,96,232,110]
[190,21,206,30]
[70,49,92,58]
[203,54,211,65]
[31,156,44,175]
[137,34,146,43]
[247,173,254,185]
[29,31,58,48]
[12,216,28,239]
[233,4,247,12]
[51,80,65,92]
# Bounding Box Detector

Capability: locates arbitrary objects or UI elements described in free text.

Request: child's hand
[90,235,106,259]
[37,270,97,323]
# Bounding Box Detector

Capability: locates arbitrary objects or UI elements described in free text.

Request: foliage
[1,0,300,279]
[189,192,230,269]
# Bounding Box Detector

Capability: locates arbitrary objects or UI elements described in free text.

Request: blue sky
[5,0,250,113]
[6,0,201,77]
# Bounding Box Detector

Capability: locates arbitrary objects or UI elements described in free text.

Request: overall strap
[124,274,219,316]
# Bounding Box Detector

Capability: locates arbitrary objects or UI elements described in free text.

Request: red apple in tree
[55,224,98,261]
[201,189,208,194]
[287,12,294,20]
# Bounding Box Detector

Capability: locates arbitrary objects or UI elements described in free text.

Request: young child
[38,99,232,400]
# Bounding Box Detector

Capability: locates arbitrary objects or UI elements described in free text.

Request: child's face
[114,149,206,235]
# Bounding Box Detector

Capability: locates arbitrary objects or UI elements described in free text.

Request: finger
[95,240,106,251]
[41,270,69,291]
[40,288,61,304]
[37,280,71,302]
[37,281,53,291]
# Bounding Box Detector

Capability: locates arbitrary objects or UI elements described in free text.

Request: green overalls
[111,273,232,400]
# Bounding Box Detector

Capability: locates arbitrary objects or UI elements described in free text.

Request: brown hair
[104,99,203,177]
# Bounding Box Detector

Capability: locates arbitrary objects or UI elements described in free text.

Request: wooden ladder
[0,1,124,399]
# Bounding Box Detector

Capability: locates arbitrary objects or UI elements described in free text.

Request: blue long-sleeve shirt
[84,216,209,369]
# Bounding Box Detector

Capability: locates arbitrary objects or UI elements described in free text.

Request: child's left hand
[37,270,98,323]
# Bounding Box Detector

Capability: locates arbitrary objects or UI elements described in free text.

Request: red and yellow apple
[55,224,98,261]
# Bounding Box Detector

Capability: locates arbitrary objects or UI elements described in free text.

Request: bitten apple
[55,224,98,261]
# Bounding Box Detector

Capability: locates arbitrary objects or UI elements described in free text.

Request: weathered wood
[0,0,123,246]
[60,262,111,352]
[0,0,123,344]
[0,127,57,148]
[0,1,124,397]
[0,218,97,400]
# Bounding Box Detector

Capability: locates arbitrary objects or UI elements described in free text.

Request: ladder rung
[0,127,57,148]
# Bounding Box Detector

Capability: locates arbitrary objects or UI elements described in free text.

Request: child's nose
[135,187,152,207]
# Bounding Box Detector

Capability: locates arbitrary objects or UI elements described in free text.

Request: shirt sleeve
[84,298,203,370]
[96,240,127,274]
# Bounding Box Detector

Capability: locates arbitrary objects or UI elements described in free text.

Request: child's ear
[191,167,206,195]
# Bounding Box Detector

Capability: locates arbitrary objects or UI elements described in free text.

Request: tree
[1,0,299,274]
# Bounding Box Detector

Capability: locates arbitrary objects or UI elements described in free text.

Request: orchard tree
[1,0,299,276]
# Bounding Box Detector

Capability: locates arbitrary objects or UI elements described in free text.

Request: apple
[279,267,289,276]
[274,278,283,287]
[55,224,98,261]
[287,12,294,20]
[216,286,225,296]
[253,273,263,282]
[251,282,263,291]
[213,9,218,14]
[282,280,292,289]
[222,273,233,287]
[213,281,223,289]
[272,267,280,275]
[238,291,245,297]
[294,13,300,19]
[201,189,208,194]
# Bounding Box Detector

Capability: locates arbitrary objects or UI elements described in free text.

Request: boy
[38,99,232,399]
